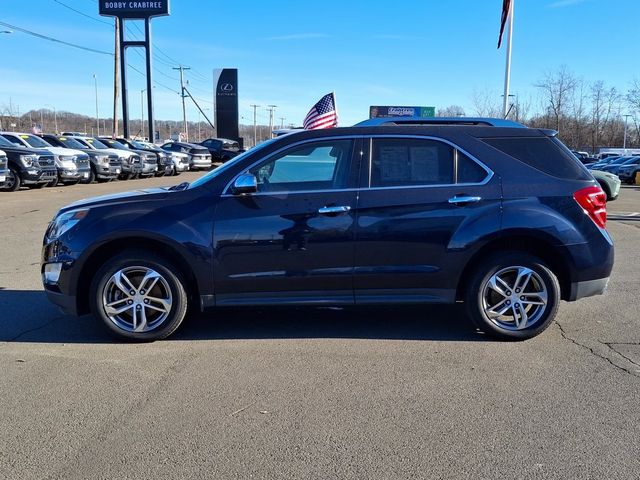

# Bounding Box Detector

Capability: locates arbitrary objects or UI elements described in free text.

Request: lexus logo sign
[220,83,234,92]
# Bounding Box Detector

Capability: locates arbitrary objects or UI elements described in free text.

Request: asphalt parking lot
[1,176,639,479]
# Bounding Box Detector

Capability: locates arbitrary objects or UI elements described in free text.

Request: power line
[0,21,112,55]
[52,0,112,25]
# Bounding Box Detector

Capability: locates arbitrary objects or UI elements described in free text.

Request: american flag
[303,92,338,130]
[497,0,512,48]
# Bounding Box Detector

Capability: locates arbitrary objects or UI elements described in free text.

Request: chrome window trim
[221,134,494,196]
[366,135,494,188]
[222,135,366,195]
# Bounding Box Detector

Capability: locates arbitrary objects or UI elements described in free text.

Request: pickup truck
[0,135,57,191]
[0,149,7,186]
[0,132,91,186]
[40,134,121,183]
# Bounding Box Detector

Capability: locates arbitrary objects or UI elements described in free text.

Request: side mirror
[232,173,258,195]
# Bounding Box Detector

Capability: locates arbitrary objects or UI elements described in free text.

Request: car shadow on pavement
[0,290,489,344]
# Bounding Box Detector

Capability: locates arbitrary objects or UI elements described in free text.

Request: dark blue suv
[41,120,614,341]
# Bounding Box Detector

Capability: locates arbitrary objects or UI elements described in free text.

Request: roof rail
[353,116,526,128]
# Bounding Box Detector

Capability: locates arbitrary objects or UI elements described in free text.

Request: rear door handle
[448,195,482,205]
[318,205,351,215]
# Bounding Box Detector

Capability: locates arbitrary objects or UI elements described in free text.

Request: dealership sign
[369,106,435,119]
[99,1,169,18]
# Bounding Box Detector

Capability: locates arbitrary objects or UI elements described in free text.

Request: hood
[45,147,85,157]
[94,147,135,158]
[60,187,172,213]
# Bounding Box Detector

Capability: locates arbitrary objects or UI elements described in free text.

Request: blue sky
[0,0,638,127]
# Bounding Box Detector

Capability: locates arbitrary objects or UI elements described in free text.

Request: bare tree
[535,65,577,133]
[470,88,502,117]
[436,105,465,117]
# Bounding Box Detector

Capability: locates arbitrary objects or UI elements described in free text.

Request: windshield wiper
[168,182,190,191]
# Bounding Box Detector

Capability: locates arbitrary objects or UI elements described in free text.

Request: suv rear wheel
[465,252,560,340]
[90,251,189,341]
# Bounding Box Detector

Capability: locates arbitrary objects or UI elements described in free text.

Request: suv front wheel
[465,252,560,340]
[90,251,188,341]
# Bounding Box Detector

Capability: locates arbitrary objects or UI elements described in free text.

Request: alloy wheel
[102,266,173,333]
[481,266,548,331]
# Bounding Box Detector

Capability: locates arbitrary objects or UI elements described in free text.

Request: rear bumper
[569,277,610,301]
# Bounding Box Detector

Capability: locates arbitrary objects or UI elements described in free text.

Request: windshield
[84,138,110,149]
[132,141,149,149]
[189,139,279,189]
[57,137,87,149]
[101,139,127,150]
[0,136,15,148]
[21,134,52,148]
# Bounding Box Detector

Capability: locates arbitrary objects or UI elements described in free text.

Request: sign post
[99,1,170,140]
[213,68,240,144]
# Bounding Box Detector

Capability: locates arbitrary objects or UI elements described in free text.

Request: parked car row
[585,155,640,188]
[0,133,236,192]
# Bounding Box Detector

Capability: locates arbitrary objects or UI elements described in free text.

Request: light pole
[141,89,146,137]
[250,104,260,146]
[623,114,632,154]
[93,74,100,136]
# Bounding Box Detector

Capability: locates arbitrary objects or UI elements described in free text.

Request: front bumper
[140,162,158,176]
[22,168,57,185]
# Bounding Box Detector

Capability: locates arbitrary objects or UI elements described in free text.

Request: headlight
[119,156,129,165]
[47,209,89,240]
[20,154,37,167]
[96,155,110,164]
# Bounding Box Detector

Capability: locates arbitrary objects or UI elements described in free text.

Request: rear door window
[369,138,489,187]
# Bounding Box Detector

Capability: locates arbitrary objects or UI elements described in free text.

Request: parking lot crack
[1,315,65,344]
[555,321,639,377]
[604,343,640,369]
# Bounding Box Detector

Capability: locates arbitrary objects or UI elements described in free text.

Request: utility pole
[141,89,146,136]
[266,105,277,139]
[623,114,632,154]
[93,74,100,136]
[113,18,120,137]
[250,104,260,146]
[279,117,285,129]
[173,65,190,141]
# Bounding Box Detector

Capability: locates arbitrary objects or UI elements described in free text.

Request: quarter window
[249,139,353,192]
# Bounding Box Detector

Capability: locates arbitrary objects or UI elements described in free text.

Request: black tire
[90,250,189,341]
[82,167,96,184]
[2,167,21,192]
[46,177,58,187]
[464,252,560,340]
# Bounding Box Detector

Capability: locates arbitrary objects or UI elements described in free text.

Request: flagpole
[502,0,514,119]
[332,91,338,126]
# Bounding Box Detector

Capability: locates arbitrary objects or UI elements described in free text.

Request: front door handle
[318,205,351,215]
[448,195,482,205]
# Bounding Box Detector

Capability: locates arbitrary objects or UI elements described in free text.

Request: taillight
[573,185,607,229]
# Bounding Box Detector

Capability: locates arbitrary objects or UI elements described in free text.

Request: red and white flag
[497,0,512,48]
[303,92,338,130]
